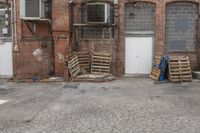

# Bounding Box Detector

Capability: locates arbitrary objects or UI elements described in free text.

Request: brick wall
[12,0,70,79]
[14,38,54,78]
[117,0,200,76]
[52,0,70,78]
[9,0,200,79]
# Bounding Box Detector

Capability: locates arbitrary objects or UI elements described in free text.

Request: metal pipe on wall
[11,0,18,51]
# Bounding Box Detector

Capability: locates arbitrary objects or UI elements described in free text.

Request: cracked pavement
[0,78,200,133]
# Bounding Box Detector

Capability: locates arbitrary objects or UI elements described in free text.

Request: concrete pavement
[0,78,200,133]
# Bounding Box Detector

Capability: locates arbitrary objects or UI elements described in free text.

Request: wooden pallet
[153,56,162,67]
[77,51,90,73]
[91,52,111,74]
[169,56,192,82]
[149,56,162,81]
[149,67,161,81]
[67,52,80,79]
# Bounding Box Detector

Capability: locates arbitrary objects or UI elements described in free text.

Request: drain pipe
[69,0,73,52]
[11,0,18,77]
[12,0,18,51]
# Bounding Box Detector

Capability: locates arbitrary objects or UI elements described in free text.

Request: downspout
[69,0,73,52]
[12,0,18,52]
[10,0,18,77]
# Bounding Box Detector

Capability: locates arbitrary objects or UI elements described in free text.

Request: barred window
[166,2,198,51]
[0,3,11,38]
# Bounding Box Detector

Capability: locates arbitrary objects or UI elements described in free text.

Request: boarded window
[125,2,155,32]
[0,3,11,38]
[166,2,198,51]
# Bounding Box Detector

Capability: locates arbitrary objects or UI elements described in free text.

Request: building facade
[0,0,199,80]
[13,0,70,79]
[0,0,13,78]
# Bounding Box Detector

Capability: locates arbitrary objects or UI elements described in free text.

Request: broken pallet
[67,52,80,79]
[149,67,161,81]
[149,56,162,81]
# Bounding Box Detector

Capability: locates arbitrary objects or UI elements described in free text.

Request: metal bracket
[24,21,37,34]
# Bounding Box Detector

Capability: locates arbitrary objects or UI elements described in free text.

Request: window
[125,2,155,32]
[81,4,114,39]
[87,4,105,23]
[87,3,111,23]
[166,2,198,51]
[0,3,11,38]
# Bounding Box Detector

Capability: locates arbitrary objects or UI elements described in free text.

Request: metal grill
[25,0,40,17]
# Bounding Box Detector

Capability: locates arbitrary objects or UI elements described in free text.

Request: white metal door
[125,37,153,75]
[0,42,13,77]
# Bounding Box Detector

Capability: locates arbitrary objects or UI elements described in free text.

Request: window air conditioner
[20,0,50,20]
[87,3,111,24]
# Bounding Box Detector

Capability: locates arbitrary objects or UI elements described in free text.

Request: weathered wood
[91,52,111,74]
[153,56,162,67]
[77,51,91,73]
[169,56,192,82]
[149,56,162,81]
[67,52,80,79]
[149,67,161,81]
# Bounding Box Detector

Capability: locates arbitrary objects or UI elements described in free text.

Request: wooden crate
[169,56,192,82]
[77,51,90,73]
[149,67,161,81]
[67,52,80,79]
[91,52,111,74]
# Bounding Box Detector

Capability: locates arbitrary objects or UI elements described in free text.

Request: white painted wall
[0,42,13,77]
[125,37,153,75]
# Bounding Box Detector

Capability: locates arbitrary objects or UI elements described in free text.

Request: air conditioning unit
[87,3,111,24]
[20,0,50,20]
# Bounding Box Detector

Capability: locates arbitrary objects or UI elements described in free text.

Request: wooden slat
[153,56,162,66]
[77,51,91,73]
[91,52,111,74]
[67,52,80,79]
[149,67,161,81]
[169,56,192,82]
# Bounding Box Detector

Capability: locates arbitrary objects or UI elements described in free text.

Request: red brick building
[0,0,199,80]
[70,0,200,77]
[12,0,70,79]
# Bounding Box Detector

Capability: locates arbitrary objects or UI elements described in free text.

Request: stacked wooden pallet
[77,51,90,73]
[91,52,111,74]
[67,52,80,79]
[149,56,162,81]
[169,56,192,82]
